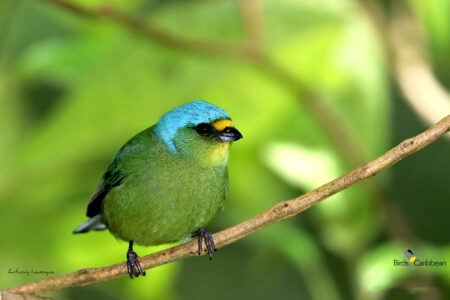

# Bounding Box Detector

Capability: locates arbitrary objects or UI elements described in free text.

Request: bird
[73,100,243,279]
[404,249,416,264]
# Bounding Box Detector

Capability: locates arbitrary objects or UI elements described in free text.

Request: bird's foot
[193,227,216,260]
[126,241,146,279]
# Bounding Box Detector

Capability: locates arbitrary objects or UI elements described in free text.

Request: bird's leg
[126,240,146,279]
[192,227,216,260]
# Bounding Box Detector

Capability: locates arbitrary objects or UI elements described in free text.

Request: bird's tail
[73,215,107,234]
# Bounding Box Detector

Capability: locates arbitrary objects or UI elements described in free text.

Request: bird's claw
[126,247,146,279]
[195,227,216,260]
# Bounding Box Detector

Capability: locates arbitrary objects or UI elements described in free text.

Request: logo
[403,249,421,269]
[393,249,447,270]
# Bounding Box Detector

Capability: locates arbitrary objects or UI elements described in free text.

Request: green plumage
[97,126,229,245]
[74,101,242,278]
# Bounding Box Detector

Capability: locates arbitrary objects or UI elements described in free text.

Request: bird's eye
[195,123,213,136]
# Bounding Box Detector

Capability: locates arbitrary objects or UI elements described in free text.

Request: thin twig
[355,0,449,247]
[3,115,449,295]
[356,0,450,246]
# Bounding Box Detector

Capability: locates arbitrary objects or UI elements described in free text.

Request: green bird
[73,100,242,279]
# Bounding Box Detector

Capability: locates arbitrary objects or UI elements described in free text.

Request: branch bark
[0,292,53,300]
[3,115,449,296]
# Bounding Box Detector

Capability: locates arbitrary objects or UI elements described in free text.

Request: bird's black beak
[216,127,243,142]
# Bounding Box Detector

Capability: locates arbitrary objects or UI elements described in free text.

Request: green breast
[101,128,228,246]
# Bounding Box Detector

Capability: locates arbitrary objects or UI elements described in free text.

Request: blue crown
[155,100,230,153]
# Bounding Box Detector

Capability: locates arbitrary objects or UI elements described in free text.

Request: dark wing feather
[86,167,126,217]
[86,127,152,217]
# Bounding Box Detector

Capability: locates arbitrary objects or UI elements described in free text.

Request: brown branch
[356,0,449,247]
[3,115,449,296]
[0,292,54,300]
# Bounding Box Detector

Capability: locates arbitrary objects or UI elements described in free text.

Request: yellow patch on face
[212,119,233,131]
[206,143,230,166]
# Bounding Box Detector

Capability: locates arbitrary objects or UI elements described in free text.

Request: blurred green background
[0,0,449,299]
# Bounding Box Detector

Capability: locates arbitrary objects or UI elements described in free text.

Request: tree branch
[3,115,449,295]
[0,292,53,300]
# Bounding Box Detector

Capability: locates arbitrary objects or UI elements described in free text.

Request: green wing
[86,161,126,217]
[86,127,153,217]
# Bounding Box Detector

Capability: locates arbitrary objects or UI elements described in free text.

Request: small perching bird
[73,101,243,279]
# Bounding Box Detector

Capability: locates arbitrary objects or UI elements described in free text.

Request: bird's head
[154,101,242,166]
